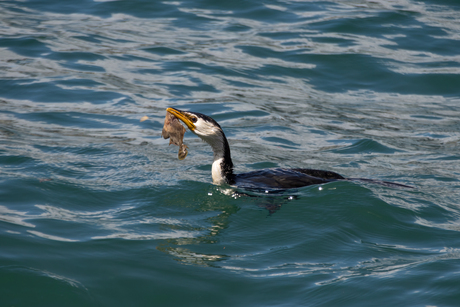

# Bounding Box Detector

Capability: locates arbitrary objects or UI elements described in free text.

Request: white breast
[211,158,226,184]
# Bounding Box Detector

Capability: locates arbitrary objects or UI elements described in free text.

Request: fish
[161,111,188,160]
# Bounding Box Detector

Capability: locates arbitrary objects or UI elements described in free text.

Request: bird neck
[206,132,234,185]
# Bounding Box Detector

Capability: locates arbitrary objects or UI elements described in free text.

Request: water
[1,0,460,306]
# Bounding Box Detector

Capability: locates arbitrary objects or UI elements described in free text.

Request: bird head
[166,107,224,143]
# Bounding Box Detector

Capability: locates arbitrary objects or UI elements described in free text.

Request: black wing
[233,168,344,190]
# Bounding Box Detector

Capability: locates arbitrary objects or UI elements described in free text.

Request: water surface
[1,0,460,306]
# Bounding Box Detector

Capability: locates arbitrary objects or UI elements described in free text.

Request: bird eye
[191,117,197,123]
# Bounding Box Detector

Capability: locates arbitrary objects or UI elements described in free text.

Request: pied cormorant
[166,107,411,190]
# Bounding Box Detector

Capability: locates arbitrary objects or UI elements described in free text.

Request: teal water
[1,0,460,306]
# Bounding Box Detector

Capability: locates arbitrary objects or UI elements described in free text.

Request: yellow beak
[166,108,196,131]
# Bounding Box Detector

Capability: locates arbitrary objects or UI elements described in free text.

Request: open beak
[166,108,196,131]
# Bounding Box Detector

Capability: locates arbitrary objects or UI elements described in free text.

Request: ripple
[331,139,403,154]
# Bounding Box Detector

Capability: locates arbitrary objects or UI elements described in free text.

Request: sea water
[1,1,460,306]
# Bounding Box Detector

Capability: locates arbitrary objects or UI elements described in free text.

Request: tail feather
[346,178,414,189]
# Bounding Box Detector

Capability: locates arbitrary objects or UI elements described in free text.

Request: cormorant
[166,107,412,190]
